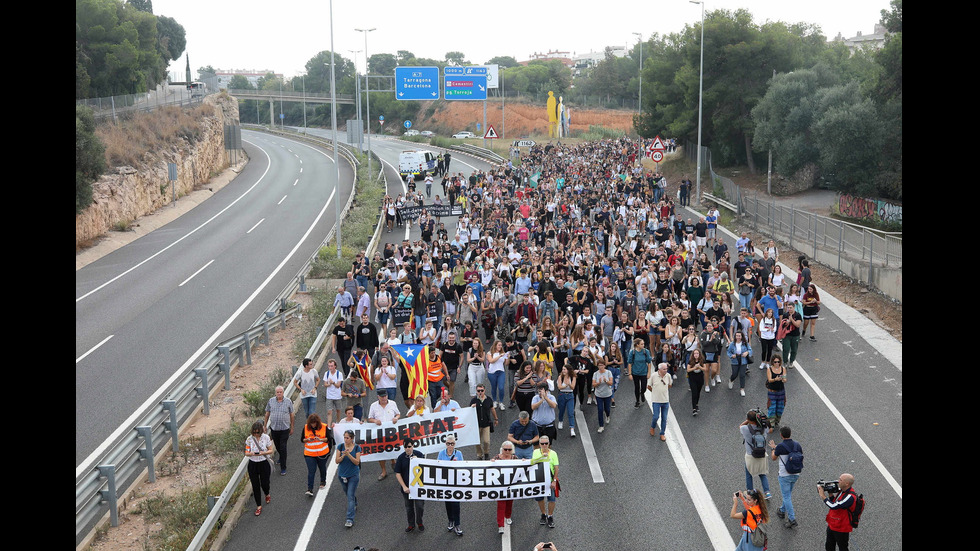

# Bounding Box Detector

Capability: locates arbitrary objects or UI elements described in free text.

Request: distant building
[214,70,282,90]
[833,24,888,54]
[571,47,627,76]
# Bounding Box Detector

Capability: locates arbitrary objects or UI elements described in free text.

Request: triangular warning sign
[651,135,665,151]
[484,124,499,139]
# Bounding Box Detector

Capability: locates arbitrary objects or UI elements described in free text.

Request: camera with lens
[817,480,841,493]
[749,407,771,430]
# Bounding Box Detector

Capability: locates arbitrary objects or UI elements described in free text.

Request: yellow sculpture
[547,91,558,138]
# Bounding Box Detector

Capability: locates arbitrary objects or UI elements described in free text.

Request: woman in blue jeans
[592,359,614,433]
[335,430,362,528]
[555,364,576,437]
[486,340,508,409]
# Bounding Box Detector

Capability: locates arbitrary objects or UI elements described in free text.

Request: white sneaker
[499,526,505,534]
[716,375,723,384]
[704,386,710,393]
[558,421,563,430]
[506,517,513,525]
[672,374,678,380]
[570,427,576,437]
[728,380,734,389]
[740,389,746,397]
[597,426,604,433]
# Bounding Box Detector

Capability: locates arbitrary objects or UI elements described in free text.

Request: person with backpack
[820,473,861,551]
[769,426,803,529]
[730,488,769,551]
[739,410,772,499]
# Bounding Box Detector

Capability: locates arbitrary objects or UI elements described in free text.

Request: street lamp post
[690,0,705,208]
[355,28,376,180]
[302,74,307,132]
[329,0,342,258]
[349,49,363,150]
[632,32,643,115]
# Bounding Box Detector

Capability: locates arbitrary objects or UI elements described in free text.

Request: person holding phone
[245,420,274,516]
[335,430,362,528]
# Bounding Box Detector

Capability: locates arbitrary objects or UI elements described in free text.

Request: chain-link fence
[76,76,219,121]
[686,141,902,301]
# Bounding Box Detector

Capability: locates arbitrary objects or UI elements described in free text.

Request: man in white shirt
[368,390,401,480]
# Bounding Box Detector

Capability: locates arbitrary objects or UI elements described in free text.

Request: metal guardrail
[451,143,506,164]
[76,129,362,549]
[186,149,390,551]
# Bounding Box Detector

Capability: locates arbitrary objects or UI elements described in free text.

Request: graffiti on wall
[838,194,903,225]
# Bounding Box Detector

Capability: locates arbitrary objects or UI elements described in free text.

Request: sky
[151,0,890,79]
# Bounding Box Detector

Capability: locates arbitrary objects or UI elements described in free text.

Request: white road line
[179,259,214,287]
[77,182,338,475]
[75,139,272,303]
[300,167,303,173]
[247,218,265,234]
[293,456,339,550]
[573,408,605,483]
[76,335,113,364]
[645,389,734,551]
[293,178,299,186]
[278,195,288,205]
[788,355,903,498]
[501,523,511,551]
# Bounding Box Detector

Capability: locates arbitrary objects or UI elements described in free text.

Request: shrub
[76,105,105,214]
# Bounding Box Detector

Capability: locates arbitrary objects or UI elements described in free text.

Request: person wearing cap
[437,435,465,535]
[367,389,400,480]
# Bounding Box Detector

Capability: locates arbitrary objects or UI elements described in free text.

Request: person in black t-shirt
[330,317,356,374]
[439,332,464,396]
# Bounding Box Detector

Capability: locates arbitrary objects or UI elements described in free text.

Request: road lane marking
[179,260,214,287]
[645,388,734,551]
[293,456,339,551]
[573,408,604,483]
[278,195,288,205]
[293,178,299,186]
[247,218,265,234]
[76,335,113,364]
[75,138,272,303]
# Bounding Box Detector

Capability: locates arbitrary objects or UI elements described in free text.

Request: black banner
[397,204,464,220]
[392,307,413,326]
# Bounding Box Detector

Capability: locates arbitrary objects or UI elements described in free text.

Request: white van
[398,150,438,179]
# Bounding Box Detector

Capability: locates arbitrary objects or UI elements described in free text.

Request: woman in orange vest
[426,348,448,408]
[302,413,331,496]
[730,488,769,550]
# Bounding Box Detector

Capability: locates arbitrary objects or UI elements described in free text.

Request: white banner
[408,458,552,502]
[332,408,479,462]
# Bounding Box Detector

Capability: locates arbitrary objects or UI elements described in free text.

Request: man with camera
[818,473,858,550]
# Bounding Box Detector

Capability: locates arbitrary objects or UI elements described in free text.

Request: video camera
[749,407,772,430]
[817,480,841,494]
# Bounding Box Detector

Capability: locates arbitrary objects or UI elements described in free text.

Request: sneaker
[765,492,772,500]
[506,517,513,525]
[500,403,506,411]
[547,516,555,528]
[570,427,576,437]
[558,421,563,430]
[406,526,415,533]
[540,514,548,525]
[810,336,816,341]
[634,401,640,408]
[776,509,786,519]
[499,526,505,534]
[740,389,746,397]
[448,522,455,532]
[711,378,717,387]
[641,395,646,403]
[597,426,604,433]
[510,401,516,408]
[785,519,798,529]
[345,520,353,528]
[611,399,617,408]
[455,525,464,536]
[280,469,287,476]
[728,380,734,389]
[692,408,698,416]
[418,524,425,532]
[305,490,314,497]
[672,374,678,380]
[704,386,710,393]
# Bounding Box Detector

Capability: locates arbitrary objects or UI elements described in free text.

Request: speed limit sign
[652,151,664,162]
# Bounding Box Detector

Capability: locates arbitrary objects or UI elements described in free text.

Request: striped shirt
[265,397,293,431]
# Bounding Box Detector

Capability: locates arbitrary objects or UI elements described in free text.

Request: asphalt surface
[75,130,355,466]
[220,133,903,551]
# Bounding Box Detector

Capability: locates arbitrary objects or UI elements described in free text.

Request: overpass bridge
[228,89,356,125]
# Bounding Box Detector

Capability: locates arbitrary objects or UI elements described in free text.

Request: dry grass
[97,104,215,169]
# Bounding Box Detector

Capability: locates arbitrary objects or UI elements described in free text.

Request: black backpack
[847,489,866,529]
[746,425,767,458]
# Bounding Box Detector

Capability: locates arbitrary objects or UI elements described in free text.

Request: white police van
[398,150,438,179]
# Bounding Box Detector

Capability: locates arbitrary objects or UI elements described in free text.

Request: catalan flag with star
[391,343,430,400]
[355,352,374,390]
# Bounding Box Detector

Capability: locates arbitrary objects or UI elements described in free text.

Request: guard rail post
[299,274,308,293]
[97,465,118,527]
[261,315,273,346]
[218,346,231,390]
[163,400,179,452]
[194,368,210,415]
[243,334,253,366]
[136,426,156,482]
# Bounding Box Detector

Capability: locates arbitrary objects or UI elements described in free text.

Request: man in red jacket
[818,473,857,551]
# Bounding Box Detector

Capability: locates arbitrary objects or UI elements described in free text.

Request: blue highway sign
[444,66,487,101]
[395,66,440,100]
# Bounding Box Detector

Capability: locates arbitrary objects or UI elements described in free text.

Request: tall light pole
[349,49,363,150]
[329,0,342,258]
[355,27,376,180]
[302,74,307,132]
[632,32,643,115]
[690,0,705,208]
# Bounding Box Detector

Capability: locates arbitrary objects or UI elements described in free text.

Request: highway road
[75,130,355,466]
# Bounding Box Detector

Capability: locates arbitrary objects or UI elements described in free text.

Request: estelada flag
[355,353,374,390]
[391,343,430,400]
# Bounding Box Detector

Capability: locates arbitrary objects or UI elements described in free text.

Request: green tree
[76,106,106,214]
[485,56,518,69]
[197,65,216,79]
[444,51,468,66]
[369,53,397,75]
[155,15,185,62]
[127,0,151,12]
[228,74,252,90]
